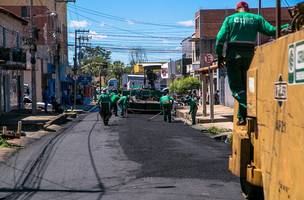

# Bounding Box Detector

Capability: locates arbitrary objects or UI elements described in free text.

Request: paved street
[0,113,242,200]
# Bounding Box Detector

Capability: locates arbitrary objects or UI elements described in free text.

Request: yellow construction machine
[229,1,304,200]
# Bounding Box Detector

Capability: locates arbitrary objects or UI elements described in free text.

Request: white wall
[23,58,43,102]
[224,76,234,107]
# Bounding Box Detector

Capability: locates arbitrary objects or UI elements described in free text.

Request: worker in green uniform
[97,89,111,125]
[110,92,120,117]
[215,1,288,125]
[160,89,174,123]
[118,95,129,117]
[187,96,198,125]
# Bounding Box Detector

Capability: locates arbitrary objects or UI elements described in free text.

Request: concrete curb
[173,117,232,143]
[0,114,84,162]
[43,111,82,130]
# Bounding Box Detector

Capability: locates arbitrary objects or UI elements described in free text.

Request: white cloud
[89,31,107,41]
[177,20,194,27]
[126,19,135,25]
[100,23,106,27]
[70,20,89,28]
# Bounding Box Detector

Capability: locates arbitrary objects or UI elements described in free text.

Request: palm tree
[111,61,125,89]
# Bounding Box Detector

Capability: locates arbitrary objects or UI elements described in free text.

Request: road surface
[0,113,243,200]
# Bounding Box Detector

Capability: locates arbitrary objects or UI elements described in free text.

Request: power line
[68,4,193,29]
[68,31,185,40]
[68,9,156,38]
[282,0,290,7]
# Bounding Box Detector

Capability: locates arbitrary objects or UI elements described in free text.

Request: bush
[207,127,231,135]
[0,136,11,148]
[169,77,201,95]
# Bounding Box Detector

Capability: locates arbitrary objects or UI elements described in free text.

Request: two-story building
[0,7,28,114]
[0,0,69,103]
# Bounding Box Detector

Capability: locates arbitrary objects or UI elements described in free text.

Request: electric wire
[68,4,192,29]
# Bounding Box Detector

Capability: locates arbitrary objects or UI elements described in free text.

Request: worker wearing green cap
[160,89,174,123]
[187,96,198,125]
[110,92,120,117]
[118,95,129,117]
[97,89,112,125]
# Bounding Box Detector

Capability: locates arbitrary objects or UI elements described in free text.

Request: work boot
[237,118,246,126]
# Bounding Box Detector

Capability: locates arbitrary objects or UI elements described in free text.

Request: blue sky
[67,0,301,65]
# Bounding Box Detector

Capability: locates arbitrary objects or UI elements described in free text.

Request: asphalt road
[0,113,243,200]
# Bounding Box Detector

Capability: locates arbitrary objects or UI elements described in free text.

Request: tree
[123,65,133,74]
[111,61,125,89]
[80,46,111,87]
[169,77,201,95]
[129,47,147,66]
[81,46,111,77]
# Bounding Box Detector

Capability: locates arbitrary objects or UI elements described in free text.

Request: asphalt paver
[0,113,243,200]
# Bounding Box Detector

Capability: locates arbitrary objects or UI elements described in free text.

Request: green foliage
[0,136,11,148]
[109,61,125,88]
[123,66,133,74]
[169,77,201,95]
[207,127,231,135]
[80,46,111,77]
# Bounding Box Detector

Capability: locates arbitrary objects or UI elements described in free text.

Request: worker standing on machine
[98,89,112,126]
[187,96,198,125]
[216,1,288,125]
[160,89,174,123]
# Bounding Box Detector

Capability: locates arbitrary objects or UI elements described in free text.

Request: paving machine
[123,89,162,113]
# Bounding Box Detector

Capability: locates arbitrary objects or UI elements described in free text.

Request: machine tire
[240,177,264,200]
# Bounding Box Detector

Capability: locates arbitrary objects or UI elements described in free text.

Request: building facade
[0,0,68,103]
[0,7,28,114]
[181,36,193,76]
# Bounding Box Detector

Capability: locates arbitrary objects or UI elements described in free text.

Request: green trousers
[163,105,172,123]
[226,57,253,121]
[190,108,197,125]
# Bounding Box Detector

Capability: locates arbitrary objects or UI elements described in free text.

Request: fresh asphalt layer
[0,113,243,200]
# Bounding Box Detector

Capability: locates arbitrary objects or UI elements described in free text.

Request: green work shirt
[110,94,120,105]
[215,11,288,59]
[188,98,198,113]
[98,93,111,105]
[160,95,173,107]
[118,96,129,106]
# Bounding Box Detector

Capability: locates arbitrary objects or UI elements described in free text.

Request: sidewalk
[0,109,81,162]
[175,105,234,140]
[0,110,64,132]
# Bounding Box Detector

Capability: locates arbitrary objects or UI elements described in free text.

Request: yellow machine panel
[229,30,304,200]
[133,64,144,74]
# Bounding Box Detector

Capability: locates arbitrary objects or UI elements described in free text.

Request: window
[21,6,28,18]
[2,28,6,47]
[16,33,20,48]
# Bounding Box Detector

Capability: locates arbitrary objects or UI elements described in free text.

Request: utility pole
[276,0,281,38]
[54,1,61,105]
[30,0,37,114]
[73,29,89,110]
[208,65,214,122]
[257,0,262,45]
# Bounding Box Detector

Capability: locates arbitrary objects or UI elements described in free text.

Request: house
[180,36,193,76]
[0,0,69,103]
[0,7,28,113]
